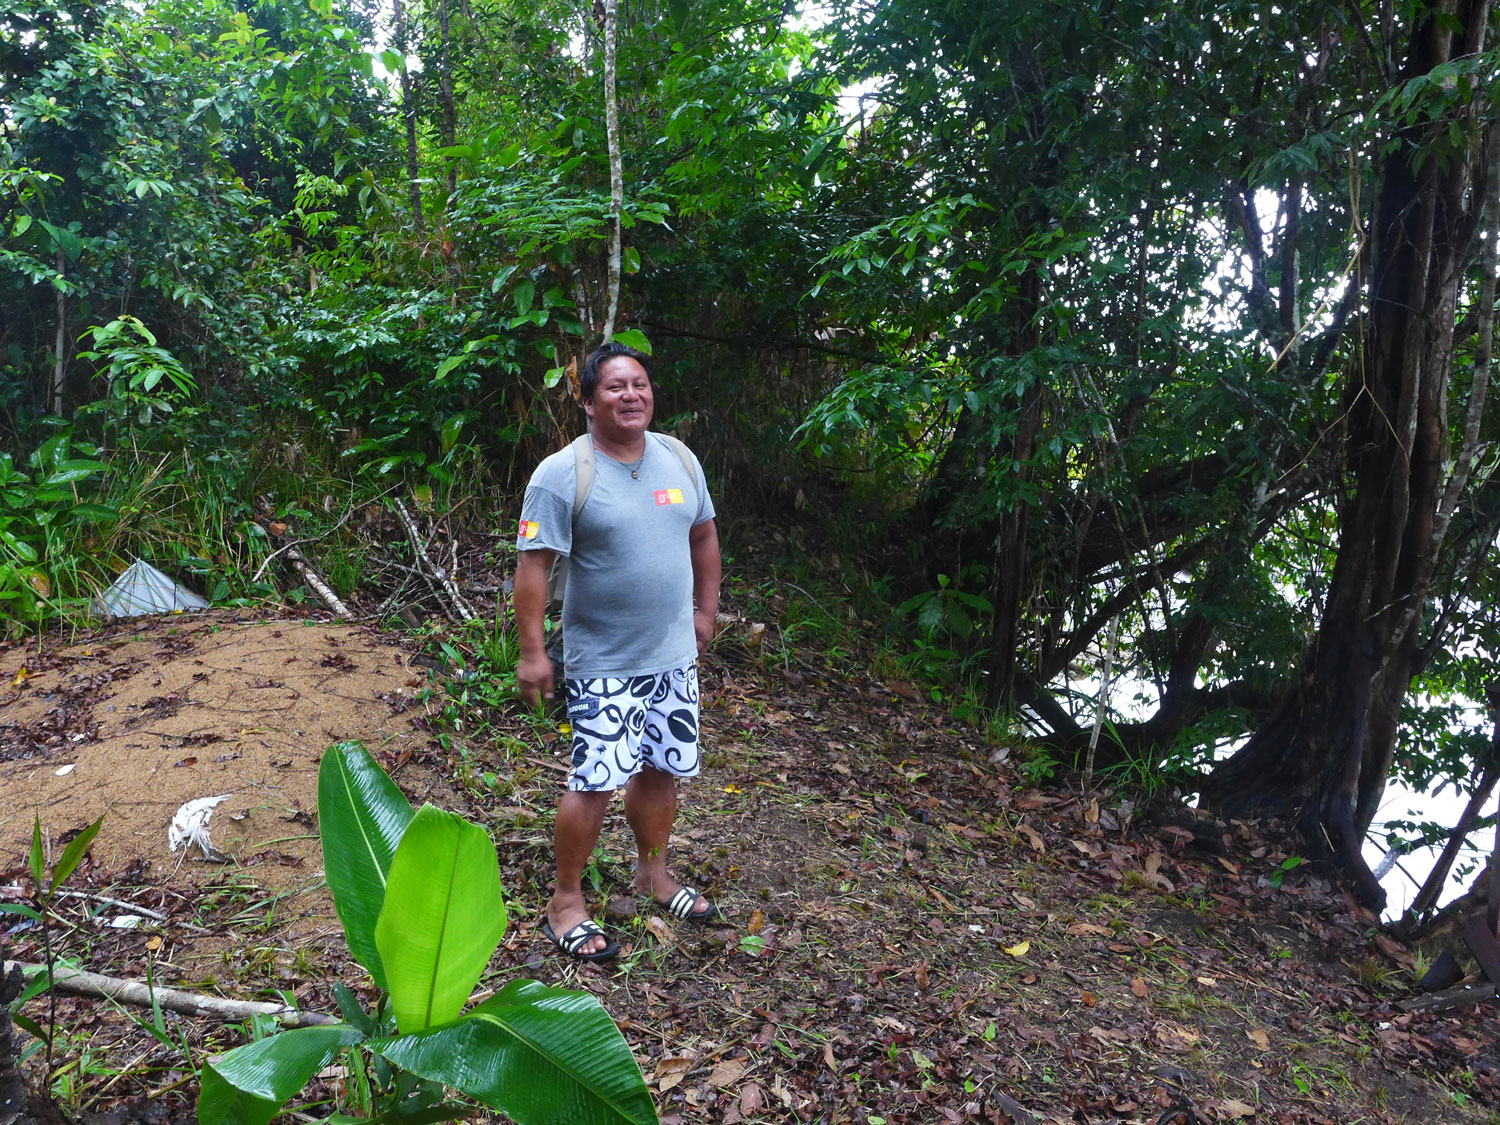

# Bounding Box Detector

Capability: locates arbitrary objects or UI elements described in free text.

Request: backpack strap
[651,433,699,501]
[570,433,596,518]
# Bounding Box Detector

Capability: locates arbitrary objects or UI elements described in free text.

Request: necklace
[626,453,646,479]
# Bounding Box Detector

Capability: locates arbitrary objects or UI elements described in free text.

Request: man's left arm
[689,518,721,658]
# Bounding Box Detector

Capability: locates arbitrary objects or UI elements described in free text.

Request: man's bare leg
[547,789,612,955]
[626,766,713,917]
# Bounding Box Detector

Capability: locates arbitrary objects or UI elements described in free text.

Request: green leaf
[198,1023,365,1125]
[0,903,42,921]
[439,414,468,452]
[28,815,44,890]
[50,815,103,895]
[514,280,535,315]
[12,1013,48,1043]
[374,805,505,1033]
[39,460,105,486]
[622,247,641,275]
[36,220,83,260]
[370,980,657,1125]
[434,355,465,383]
[68,503,119,522]
[1,529,39,563]
[610,328,652,355]
[318,741,414,991]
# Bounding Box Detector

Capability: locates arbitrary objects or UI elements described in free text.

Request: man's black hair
[580,341,656,401]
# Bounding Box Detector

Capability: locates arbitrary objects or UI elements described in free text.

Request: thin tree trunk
[437,0,456,196]
[1403,713,1500,924]
[393,0,423,232]
[601,0,623,343]
[50,248,65,416]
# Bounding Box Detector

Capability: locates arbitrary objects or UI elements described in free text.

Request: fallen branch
[1396,981,1496,1014]
[3,960,334,1028]
[393,498,475,622]
[283,543,352,618]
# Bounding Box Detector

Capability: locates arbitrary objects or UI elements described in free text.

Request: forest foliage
[2,0,1499,913]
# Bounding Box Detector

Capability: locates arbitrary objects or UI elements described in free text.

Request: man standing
[513,342,722,962]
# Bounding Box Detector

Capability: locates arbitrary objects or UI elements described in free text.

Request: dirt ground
[0,616,441,893]
[2,611,1498,1125]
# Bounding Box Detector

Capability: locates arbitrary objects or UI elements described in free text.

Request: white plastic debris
[104,914,145,929]
[168,794,233,860]
[54,763,75,776]
[95,558,210,618]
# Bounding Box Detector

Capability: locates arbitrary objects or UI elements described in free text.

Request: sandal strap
[559,919,606,953]
[667,887,702,919]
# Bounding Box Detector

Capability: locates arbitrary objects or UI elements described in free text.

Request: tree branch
[3,960,334,1028]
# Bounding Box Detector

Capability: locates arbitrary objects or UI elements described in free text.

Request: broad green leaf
[610,328,652,355]
[370,980,657,1125]
[198,1024,365,1125]
[0,530,38,563]
[439,414,468,452]
[36,220,82,259]
[50,815,103,894]
[374,805,505,1033]
[0,903,42,921]
[318,741,414,990]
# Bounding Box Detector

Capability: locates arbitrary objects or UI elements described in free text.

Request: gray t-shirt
[517,433,716,678]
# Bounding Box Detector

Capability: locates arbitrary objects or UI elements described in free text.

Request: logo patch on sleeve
[517,519,540,540]
[654,488,685,506]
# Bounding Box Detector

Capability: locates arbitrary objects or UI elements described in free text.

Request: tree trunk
[1204,2,1496,910]
[986,366,1041,710]
[436,0,457,195]
[393,0,423,232]
[1403,714,1500,925]
[601,0,622,343]
[50,248,65,416]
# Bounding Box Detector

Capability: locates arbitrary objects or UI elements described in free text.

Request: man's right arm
[513,548,556,707]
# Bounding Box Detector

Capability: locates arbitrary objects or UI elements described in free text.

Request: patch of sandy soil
[0,612,439,915]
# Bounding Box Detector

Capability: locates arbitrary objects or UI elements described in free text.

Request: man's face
[585,356,654,442]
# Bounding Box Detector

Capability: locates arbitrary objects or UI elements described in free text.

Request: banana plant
[197,741,657,1125]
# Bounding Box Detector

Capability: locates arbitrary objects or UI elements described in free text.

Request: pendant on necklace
[631,470,639,479]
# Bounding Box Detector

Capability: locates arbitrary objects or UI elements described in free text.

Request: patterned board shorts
[563,660,700,791]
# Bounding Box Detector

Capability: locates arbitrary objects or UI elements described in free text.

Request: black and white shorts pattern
[563,661,700,791]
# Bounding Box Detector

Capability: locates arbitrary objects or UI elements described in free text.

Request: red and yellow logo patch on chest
[654,489,685,506]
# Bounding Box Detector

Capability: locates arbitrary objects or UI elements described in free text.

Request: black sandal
[663,886,721,924]
[541,917,620,962]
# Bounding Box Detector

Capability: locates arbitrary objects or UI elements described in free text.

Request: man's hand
[693,608,715,659]
[512,548,556,708]
[517,651,555,708]
[689,520,721,662]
